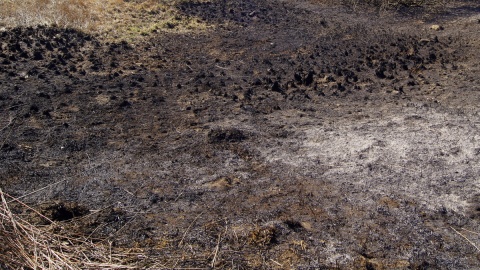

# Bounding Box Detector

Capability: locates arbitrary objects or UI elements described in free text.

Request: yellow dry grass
[0,0,211,41]
[0,188,139,269]
[0,0,111,30]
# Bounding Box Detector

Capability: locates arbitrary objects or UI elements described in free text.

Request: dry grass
[0,0,113,30]
[0,0,210,41]
[0,188,139,269]
[96,0,211,41]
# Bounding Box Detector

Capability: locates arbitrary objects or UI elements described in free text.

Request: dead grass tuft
[0,0,113,30]
[0,0,211,41]
[0,188,138,269]
[247,226,276,247]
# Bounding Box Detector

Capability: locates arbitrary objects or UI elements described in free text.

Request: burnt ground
[1,0,480,268]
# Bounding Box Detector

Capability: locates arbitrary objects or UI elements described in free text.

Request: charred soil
[1,0,480,268]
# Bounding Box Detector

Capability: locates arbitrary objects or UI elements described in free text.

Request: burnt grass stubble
[1,0,480,268]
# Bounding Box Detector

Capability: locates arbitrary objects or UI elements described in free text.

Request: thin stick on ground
[3,191,54,224]
[211,225,227,268]
[0,116,16,133]
[178,211,204,247]
[461,227,480,236]
[451,226,480,252]
[10,178,68,202]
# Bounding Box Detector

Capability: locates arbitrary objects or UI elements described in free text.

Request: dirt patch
[1,0,480,268]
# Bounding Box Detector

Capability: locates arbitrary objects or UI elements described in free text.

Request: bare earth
[1,0,480,268]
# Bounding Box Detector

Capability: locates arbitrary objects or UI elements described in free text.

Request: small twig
[270,259,283,267]
[451,226,480,252]
[461,228,480,236]
[2,191,54,224]
[178,211,203,247]
[122,188,135,197]
[83,262,136,269]
[0,116,16,132]
[0,188,17,231]
[211,225,227,268]
[215,65,230,70]
[9,178,68,203]
[174,192,184,202]
[109,240,113,263]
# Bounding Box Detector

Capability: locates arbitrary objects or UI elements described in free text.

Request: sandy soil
[1,0,480,268]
